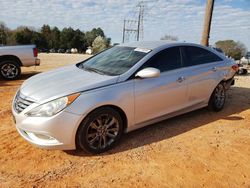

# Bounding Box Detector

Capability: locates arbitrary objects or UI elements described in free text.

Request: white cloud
[0,0,249,49]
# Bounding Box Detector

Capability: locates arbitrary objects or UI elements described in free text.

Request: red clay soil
[0,54,250,187]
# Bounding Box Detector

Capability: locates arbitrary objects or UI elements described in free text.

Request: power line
[122,1,146,43]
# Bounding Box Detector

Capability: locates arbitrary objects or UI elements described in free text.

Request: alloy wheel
[1,63,19,79]
[86,114,119,150]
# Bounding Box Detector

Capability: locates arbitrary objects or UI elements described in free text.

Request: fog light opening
[26,131,60,145]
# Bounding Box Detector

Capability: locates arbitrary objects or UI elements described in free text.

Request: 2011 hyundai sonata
[12,41,237,153]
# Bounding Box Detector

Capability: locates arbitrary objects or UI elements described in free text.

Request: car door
[134,47,188,125]
[181,45,224,107]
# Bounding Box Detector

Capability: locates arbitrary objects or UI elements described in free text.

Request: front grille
[14,92,34,113]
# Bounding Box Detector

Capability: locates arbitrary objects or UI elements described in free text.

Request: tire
[76,107,124,154]
[208,83,226,112]
[0,60,21,80]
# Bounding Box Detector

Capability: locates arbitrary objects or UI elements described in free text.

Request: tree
[92,36,108,54]
[215,40,247,60]
[72,29,86,52]
[41,24,51,48]
[31,31,47,49]
[6,30,16,45]
[85,27,105,47]
[51,27,61,49]
[79,31,87,51]
[60,27,75,49]
[85,31,95,47]
[160,34,178,41]
[15,27,34,44]
[0,23,110,52]
[92,28,105,38]
[0,22,8,45]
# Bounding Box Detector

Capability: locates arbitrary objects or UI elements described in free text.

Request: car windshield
[78,46,149,76]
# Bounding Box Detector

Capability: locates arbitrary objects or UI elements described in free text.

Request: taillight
[232,64,239,72]
[33,48,38,57]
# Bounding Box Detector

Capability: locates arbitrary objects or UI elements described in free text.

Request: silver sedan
[12,41,237,153]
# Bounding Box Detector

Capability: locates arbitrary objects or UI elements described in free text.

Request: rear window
[183,46,222,67]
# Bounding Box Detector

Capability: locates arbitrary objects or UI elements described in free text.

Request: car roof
[118,40,178,50]
[118,40,209,51]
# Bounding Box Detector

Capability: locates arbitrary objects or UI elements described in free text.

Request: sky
[0,0,249,50]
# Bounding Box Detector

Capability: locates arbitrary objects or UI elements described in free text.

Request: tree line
[0,22,111,53]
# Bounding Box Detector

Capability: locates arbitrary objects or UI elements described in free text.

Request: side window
[183,46,222,67]
[142,47,182,72]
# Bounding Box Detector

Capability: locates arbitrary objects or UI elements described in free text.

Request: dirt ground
[0,53,250,187]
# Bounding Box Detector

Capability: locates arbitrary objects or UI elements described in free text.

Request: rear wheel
[76,107,123,154]
[0,60,21,80]
[208,83,226,112]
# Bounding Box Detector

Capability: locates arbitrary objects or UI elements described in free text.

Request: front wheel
[76,107,124,154]
[208,83,226,112]
[0,60,21,80]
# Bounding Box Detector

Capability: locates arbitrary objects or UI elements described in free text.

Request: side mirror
[135,67,160,79]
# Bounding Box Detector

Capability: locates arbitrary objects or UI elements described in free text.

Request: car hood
[20,65,119,102]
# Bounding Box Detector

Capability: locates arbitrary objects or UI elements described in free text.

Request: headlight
[26,93,80,117]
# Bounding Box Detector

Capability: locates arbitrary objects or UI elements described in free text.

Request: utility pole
[122,20,126,43]
[137,1,145,41]
[137,10,141,41]
[122,1,145,43]
[201,0,215,46]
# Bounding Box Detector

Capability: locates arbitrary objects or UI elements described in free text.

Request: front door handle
[177,76,185,83]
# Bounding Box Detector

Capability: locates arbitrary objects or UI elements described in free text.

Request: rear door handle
[212,67,217,71]
[177,76,185,83]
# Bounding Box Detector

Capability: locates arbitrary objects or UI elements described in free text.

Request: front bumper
[12,106,84,150]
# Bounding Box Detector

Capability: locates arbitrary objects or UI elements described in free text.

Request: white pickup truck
[0,45,40,80]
